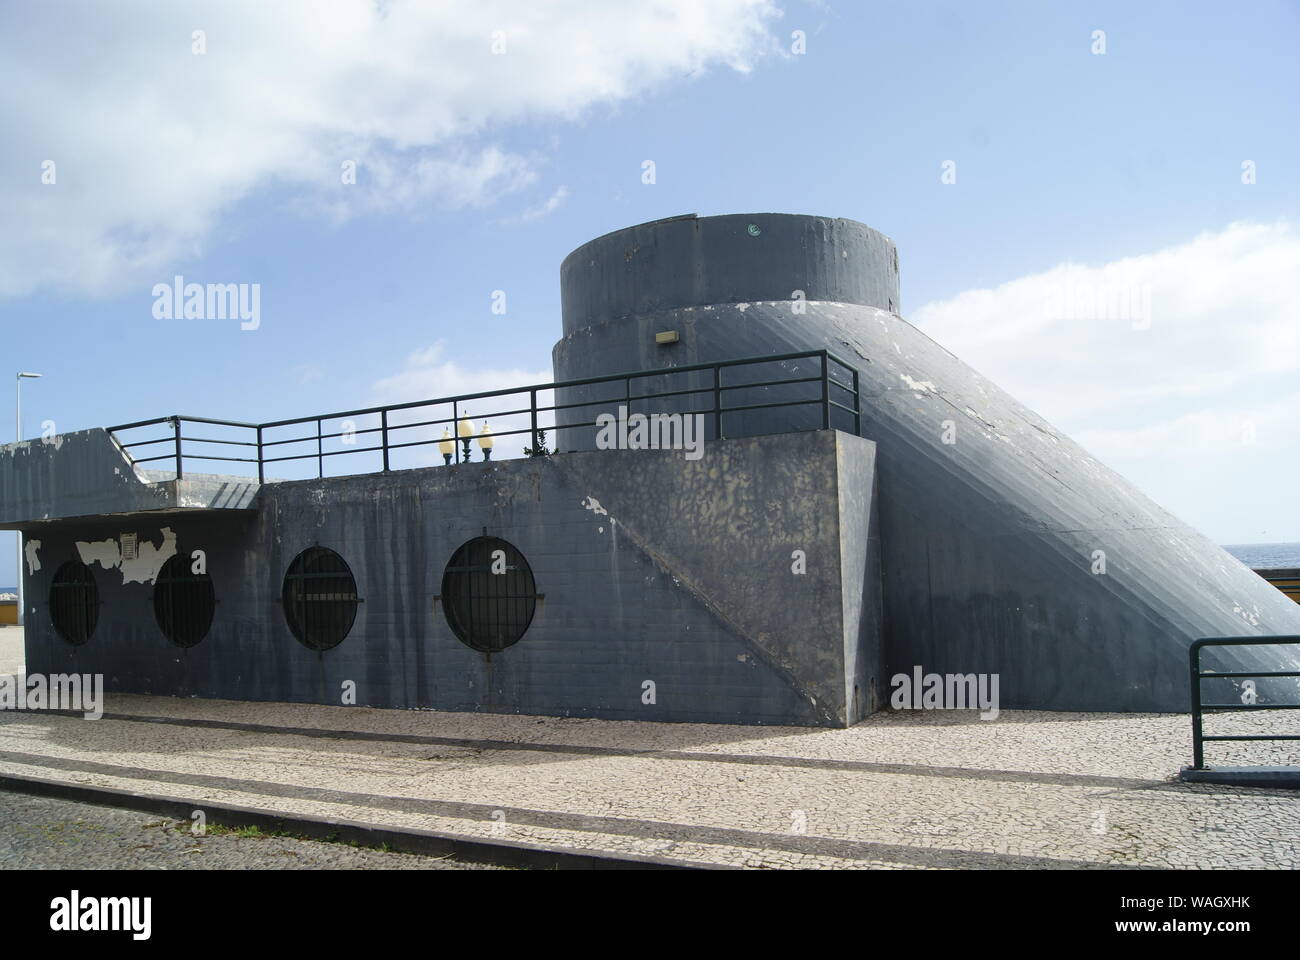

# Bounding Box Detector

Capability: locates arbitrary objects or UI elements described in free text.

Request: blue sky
[2,0,1299,584]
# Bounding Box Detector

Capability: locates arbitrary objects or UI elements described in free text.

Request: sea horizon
[1221,542,1300,570]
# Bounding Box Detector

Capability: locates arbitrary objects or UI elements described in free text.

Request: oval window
[50,560,99,645]
[154,554,215,647]
[282,546,360,651]
[441,537,538,653]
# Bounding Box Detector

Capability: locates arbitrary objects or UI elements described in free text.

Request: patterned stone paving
[0,679,1295,869]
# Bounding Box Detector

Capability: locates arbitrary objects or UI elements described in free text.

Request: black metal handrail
[1188,636,1300,769]
[105,350,862,482]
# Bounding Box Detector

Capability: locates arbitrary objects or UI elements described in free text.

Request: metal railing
[1188,636,1300,769]
[107,415,261,480]
[106,350,862,483]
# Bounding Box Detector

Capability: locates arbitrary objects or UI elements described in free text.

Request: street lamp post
[15,372,42,626]
[456,413,474,464]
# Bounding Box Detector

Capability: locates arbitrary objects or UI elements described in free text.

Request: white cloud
[0,0,780,299]
[518,185,571,222]
[371,341,553,463]
[911,220,1300,540]
[373,341,552,403]
[287,363,326,386]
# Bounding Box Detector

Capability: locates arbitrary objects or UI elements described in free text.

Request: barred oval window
[153,555,215,648]
[441,537,538,653]
[282,546,359,651]
[50,560,99,645]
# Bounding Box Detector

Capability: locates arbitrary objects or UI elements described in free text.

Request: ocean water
[1222,543,1300,570]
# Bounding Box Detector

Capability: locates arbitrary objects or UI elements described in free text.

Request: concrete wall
[552,213,1300,712]
[560,213,900,337]
[0,429,259,528]
[8,211,1293,722]
[18,430,880,727]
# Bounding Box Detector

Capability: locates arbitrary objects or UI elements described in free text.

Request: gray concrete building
[3,213,1297,726]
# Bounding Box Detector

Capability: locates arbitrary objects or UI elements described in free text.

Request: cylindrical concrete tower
[553,213,898,447]
[560,212,899,339]
[552,213,1300,713]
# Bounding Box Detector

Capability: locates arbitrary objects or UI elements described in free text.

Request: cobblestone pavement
[0,627,24,675]
[0,682,1296,869]
[0,791,505,869]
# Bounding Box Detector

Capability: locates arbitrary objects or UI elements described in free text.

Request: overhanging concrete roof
[0,429,259,530]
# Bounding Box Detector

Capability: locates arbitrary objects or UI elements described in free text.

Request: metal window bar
[442,539,537,653]
[283,549,360,650]
[154,556,214,647]
[1188,636,1300,770]
[107,350,864,480]
[51,562,98,645]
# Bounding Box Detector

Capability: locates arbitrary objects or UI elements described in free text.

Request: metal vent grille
[441,536,537,653]
[282,546,360,651]
[153,555,215,648]
[120,532,138,562]
[49,560,99,645]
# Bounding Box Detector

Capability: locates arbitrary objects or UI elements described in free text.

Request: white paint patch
[75,528,178,585]
[124,528,177,584]
[735,302,749,312]
[1231,602,1261,627]
[581,496,607,517]
[24,539,41,575]
[900,374,937,393]
[963,407,1007,441]
[77,538,122,570]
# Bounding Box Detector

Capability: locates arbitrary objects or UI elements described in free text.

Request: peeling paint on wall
[123,527,177,584]
[900,374,937,394]
[1231,601,1262,627]
[24,539,41,575]
[77,538,122,571]
[75,528,178,585]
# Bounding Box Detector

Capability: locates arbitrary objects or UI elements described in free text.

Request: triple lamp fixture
[440,416,493,465]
